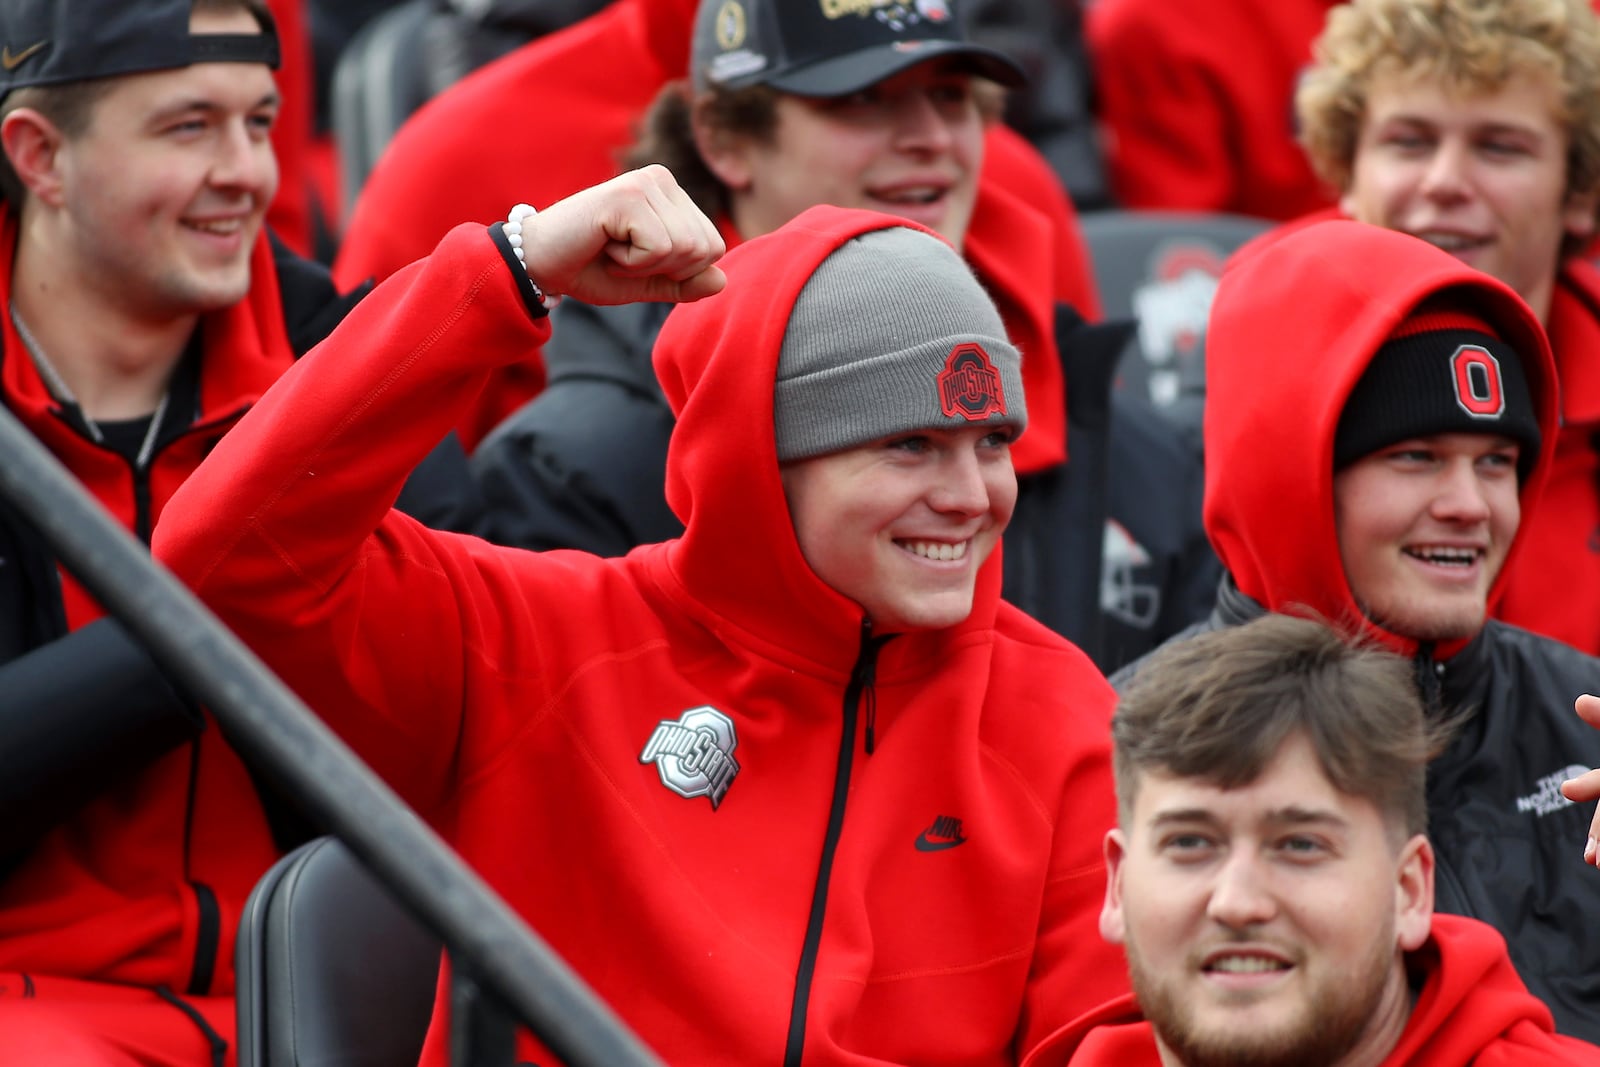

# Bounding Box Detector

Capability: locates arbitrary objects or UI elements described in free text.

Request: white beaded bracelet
[503,202,561,312]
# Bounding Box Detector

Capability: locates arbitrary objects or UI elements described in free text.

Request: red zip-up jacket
[156,206,1128,1065]
[0,208,289,996]
[1021,915,1600,1066]
[332,0,1101,454]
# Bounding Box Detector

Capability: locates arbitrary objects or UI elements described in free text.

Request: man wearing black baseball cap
[0,2,464,1063]
[472,0,1222,673]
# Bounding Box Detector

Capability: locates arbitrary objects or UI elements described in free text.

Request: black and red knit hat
[1333,296,1542,477]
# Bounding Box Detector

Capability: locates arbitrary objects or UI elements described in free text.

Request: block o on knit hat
[0,0,279,95]
[692,0,1025,97]
[1334,296,1542,477]
[773,225,1026,463]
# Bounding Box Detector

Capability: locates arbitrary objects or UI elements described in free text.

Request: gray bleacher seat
[236,836,440,1067]
[1079,209,1273,439]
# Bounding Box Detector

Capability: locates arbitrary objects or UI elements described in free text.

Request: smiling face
[43,7,279,321]
[780,424,1016,632]
[1103,732,1432,1067]
[1333,432,1521,642]
[1341,68,1596,322]
[706,58,985,250]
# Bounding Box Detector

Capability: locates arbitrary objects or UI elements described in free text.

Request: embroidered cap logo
[938,342,1006,421]
[640,706,742,809]
[715,0,746,50]
[1451,344,1506,419]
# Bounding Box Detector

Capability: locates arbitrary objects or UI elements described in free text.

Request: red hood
[1204,219,1558,658]
[651,205,1005,667]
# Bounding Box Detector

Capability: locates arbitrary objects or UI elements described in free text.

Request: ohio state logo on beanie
[1451,345,1505,418]
[1333,305,1542,475]
[938,342,1007,421]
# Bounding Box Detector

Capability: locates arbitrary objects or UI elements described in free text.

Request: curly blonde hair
[1297,0,1600,199]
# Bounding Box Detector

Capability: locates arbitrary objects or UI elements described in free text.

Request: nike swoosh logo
[1,41,45,71]
[915,831,967,852]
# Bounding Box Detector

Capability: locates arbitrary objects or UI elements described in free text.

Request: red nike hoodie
[1202,219,1558,657]
[156,205,1126,1065]
[1020,914,1600,1066]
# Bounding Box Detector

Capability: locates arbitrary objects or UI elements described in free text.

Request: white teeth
[1208,956,1288,974]
[188,219,242,235]
[1407,546,1479,566]
[901,540,968,562]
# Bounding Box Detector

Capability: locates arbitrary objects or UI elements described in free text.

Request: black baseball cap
[0,0,279,96]
[692,0,1025,97]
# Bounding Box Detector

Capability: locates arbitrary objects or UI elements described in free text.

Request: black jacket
[1114,575,1600,1042]
[471,297,1217,671]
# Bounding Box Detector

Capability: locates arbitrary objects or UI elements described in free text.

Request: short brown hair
[623,79,781,223]
[0,0,273,207]
[1297,0,1600,208]
[1113,614,1449,842]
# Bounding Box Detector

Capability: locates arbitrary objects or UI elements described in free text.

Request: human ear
[0,108,66,208]
[1099,828,1129,945]
[1561,185,1599,243]
[690,97,755,192]
[1394,834,1435,952]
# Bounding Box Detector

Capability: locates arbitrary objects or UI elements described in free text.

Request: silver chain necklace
[10,304,171,471]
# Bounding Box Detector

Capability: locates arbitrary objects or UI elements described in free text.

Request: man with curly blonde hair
[1297,0,1600,657]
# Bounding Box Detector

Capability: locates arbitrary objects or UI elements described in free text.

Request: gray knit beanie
[774,227,1026,462]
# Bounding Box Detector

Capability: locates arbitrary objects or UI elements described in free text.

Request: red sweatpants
[0,973,234,1067]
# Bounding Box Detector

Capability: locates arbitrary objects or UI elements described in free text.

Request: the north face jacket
[1118,219,1600,1041]
[155,206,1129,1065]
[1019,914,1600,1066]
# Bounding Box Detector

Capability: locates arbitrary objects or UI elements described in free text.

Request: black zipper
[783,619,882,1067]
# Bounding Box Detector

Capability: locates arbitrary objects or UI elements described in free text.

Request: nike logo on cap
[1,41,46,71]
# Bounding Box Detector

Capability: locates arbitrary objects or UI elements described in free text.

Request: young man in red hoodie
[0,1,468,1062]
[1026,613,1600,1067]
[1296,0,1600,656]
[154,168,1129,1065]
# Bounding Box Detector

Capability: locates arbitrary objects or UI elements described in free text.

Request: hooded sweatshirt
[1164,219,1600,1041]
[330,0,1098,460]
[0,209,292,996]
[1019,914,1600,1066]
[155,205,1126,1066]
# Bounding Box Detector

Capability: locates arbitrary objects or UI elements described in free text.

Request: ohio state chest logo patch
[640,706,741,809]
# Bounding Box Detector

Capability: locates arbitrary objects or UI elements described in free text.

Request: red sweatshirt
[1020,915,1600,1066]
[156,206,1128,1065]
[332,0,1100,453]
[1087,0,1338,220]
[1493,258,1600,655]
[0,208,290,996]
